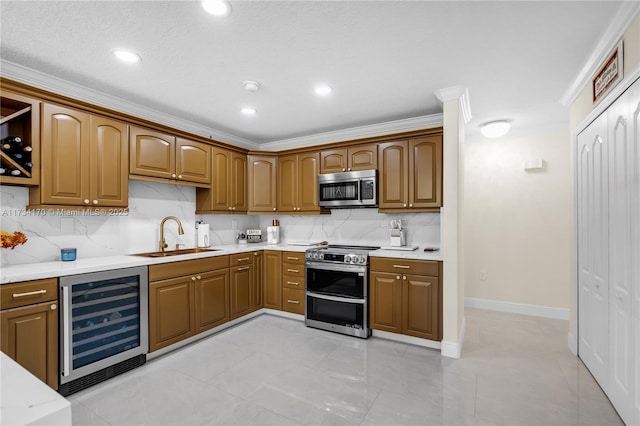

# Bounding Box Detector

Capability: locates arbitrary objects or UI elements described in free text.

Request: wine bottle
[0,167,6,175]
[5,169,21,176]
[23,146,33,153]
[1,136,22,144]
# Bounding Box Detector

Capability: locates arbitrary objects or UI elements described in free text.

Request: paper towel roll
[197,223,210,247]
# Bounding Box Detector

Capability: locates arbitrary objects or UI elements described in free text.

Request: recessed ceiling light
[200,0,231,16]
[314,85,332,96]
[241,107,257,116]
[480,120,511,138]
[112,49,141,63]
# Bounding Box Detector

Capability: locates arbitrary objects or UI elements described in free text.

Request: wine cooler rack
[0,91,40,186]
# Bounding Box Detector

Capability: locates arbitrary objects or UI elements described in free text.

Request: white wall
[463,128,572,312]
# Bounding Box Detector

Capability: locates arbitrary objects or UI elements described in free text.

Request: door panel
[370,271,402,333]
[248,156,277,212]
[320,148,347,173]
[277,154,297,212]
[378,141,408,209]
[299,152,320,212]
[403,274,439,340]
[231,152,247,212]
[91,116,128,206]
[129,126,175,179]
[195,269,228,332]
[409,136,442,208]
[230,265,253,320]
[176,139,211,184]
[348,144,377,171]
[210,147,230,211]
[263,251,282,310]
[149,277,195,352]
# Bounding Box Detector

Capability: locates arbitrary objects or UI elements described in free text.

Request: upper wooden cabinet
[320,144,377,174]
[129,125,211,187]
[30,103,128,208]
[378,134,442,212]
[247,155,277,213]
[278,152,320,213]
[196,147,246,213]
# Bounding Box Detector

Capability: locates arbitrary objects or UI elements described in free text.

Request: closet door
[631,81,640,426]
[577,111,609,387]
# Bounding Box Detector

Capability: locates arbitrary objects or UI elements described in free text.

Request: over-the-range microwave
[318,169,377,208]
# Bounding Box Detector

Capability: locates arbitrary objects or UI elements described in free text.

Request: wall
[0,181,440,267]
[464,128,572,311]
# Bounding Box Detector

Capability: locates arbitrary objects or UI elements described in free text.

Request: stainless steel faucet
[159,216,185,252]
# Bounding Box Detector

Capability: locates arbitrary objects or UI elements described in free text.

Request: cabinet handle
[191,276,197,281]
[287,300,300,304]
[196,275,201,280]
[287,257,299,261]
[409,204,413,208]
[228,206,233,210]
[287,269,299,273]
[50,304,57,310]
[237,257,250,262]
[13,289,47,298]
[396,275,401,280]
[403,276,407,280]
[287,281,300,286]
[178,175,183,179]
[403,203,407,207]
[93,200,99,205]
[254,252,258,256]
[237,266,250,271]
[342,168,346,172]
[171,173,176,178]
[232,207,236,210]
[393,264,410,269]
[348,168,351,171]
[273,208,276,211]
[84,199,90,205]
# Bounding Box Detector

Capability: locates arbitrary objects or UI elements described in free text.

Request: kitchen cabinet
[277,152,320,213]
[263,250,282,310]
[252,251,264,311]
[196,147,246,213]
[247,155,277,213]
[230,253,254,319]
[281,251,305,315]
[130,125,211,186]
[0,278,58,389]
[369,258,442,340]
[0,91,40,186]
[149,256,229,352]
[31,103,128,208]
[378,134,442,212]
[320,143,378,174]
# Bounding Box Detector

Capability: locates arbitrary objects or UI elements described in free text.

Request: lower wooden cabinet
[0,278,58,389]
[149,276,196,351]
[195,269,229,333]
[263,250,282,310]
[282,287,305,315]
[230,263,253,320]
[252,251,264,311]
[369,258,442,341]
[281,251,305,314]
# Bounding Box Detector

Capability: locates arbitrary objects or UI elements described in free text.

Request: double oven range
[304,244,379,338]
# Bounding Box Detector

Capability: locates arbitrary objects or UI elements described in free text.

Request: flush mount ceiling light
[200,0,231,16]
[314,85,332,96]
[480,120,511,138]
[241,107,257,116]
[243,81,261,92]
[112,49,141,63]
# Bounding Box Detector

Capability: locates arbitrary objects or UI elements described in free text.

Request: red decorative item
[0,231,28,249]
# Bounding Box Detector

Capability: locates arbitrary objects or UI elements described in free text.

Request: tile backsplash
[1,181,440,267]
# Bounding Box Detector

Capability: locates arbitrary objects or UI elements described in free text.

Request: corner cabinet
[278,152,321,213]
[320,143,378,174]
[378,134,442,212]
[30,103,128,208]
[196,147,247,214]
[247,155,278,213]
[129,125,211,187]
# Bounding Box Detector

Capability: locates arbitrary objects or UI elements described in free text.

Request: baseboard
[465,297,570,320]
[371,329,441,350]
[262,309,304,321]
[568,332,577,355]
[440,315,465,359]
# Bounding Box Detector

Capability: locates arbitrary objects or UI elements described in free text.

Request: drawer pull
[287,257,299,261]
[287,281,300,286]
[237,257,250,262]
[13,289,47,298]
[287,269,299,273]
[393,265,410,269]
[287,300,300,304]
[237,266,250,271]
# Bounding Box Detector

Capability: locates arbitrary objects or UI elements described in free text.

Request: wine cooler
[58,266,148,396]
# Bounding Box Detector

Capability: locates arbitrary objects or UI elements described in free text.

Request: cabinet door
[409,136,442,208]
[378,140,409,209]
[252,251,264,311]
[230,265,253,320]
[91,116,128,207]
[248,155,277,213]
[40,103,90,205]
[348,144,377,171]
[129,126,176,179]
[403,274,440,340]
[369,271,402,333]
[278,154,298,212]
[298,152,320,212]
[231,152,247,212]
[320,148,347,173]
[176,138,211,184]
[208,147,231,211]
[149,277,195,352]
[1,301,58,389]
[195,269,229,333]
[263,250,282,310]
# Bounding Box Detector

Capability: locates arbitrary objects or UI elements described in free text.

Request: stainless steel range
[304,244,380,338]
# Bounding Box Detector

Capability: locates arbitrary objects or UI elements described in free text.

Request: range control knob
[359,255,366,264]
[344,255,352,263]
[314,252,321,260]
[306,251,313,259]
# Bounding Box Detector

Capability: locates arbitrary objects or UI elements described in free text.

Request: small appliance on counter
[246,229,262,243]
[196,221,210,247]
[267,219,280,244]
[389,219,405,247]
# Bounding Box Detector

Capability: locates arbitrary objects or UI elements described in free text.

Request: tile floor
[69,308,623,425]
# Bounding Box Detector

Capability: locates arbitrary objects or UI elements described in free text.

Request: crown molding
[560,2,640,107]
[0,59,258,150]
[434,86,472,124]
[258,114,443,151]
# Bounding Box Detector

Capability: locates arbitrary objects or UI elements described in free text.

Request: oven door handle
[305,262,367,274]
[306,291,366,304]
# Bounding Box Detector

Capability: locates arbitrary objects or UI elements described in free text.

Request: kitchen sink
[131,248,219,258]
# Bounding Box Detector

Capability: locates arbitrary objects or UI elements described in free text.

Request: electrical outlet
[479,270,487,282]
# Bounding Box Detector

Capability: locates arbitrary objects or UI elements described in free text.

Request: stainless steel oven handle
[305,262,367,274]
[62,285,71,377]
[306,291,366,304]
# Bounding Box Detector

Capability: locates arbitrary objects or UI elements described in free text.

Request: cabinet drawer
[282,263,304,278]
[1,278,57,310]
[230,252,254,267]
[149,256,229,281]
[282,251,304,265]
[282,288,305,315]
[282,275,304,290]
[370,258,439,276]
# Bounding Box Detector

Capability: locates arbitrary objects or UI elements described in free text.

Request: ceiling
[0,1,626,146]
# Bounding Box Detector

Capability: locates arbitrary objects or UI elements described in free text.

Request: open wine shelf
[0,91,39,185]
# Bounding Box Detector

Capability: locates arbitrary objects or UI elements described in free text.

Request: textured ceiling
[0,1,624,144]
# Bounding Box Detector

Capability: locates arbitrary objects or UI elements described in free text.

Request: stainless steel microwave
[318,169,377,208]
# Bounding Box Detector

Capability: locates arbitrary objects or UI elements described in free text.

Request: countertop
[1,243,442,284]
[0,353,71,426]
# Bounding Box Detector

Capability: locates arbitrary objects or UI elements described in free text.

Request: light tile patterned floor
[68,308,623,425]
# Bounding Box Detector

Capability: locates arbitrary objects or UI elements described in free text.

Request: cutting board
[379,245,419,251]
